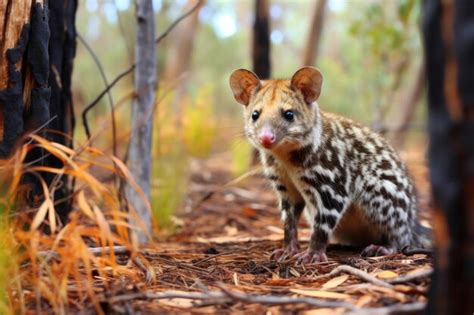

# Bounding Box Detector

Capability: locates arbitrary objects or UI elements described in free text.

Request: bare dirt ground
[102,148,433,314]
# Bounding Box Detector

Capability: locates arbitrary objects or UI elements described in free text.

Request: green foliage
[230,138,253,177]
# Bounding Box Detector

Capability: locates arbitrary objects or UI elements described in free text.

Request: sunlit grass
[0,136,146,313]
[230,137,253,177]
[151,87,216,230]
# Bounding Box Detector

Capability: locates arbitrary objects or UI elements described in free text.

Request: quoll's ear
[229,69,261,106]
[290,66,323,104]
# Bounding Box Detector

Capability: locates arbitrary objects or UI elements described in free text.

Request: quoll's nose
[259,129,276,148]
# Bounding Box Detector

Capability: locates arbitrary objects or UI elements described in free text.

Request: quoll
[229,67,430,264]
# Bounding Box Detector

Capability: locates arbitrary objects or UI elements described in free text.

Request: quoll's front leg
[296,187,346,264]
[295,211,331,264]
[271,198,305,262]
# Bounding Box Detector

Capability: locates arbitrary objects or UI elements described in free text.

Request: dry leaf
[355,294,373,307]
[265,278,293,286]
[406,266,433,276]
[302,308,345,315]
[241,207,257,218]
[290,289,351,300]
[233,272,239,286]
[322,275,349,289]
[376,270,399,279]
[394,284,415,293]
[158,298,194,308]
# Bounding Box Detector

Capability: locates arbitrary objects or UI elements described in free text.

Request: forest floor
[98,148,433,314]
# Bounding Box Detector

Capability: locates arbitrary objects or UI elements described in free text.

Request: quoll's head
[229,67,323,153]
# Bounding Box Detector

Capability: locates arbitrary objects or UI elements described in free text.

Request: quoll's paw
[294,249,328,264]
[361,244,395,257]
[272,243,300,262]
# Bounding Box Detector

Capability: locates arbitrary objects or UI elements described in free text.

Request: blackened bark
[0,1,77,223]
[42,0,77,221]
[252,0,271,79]
[423,0,474,313]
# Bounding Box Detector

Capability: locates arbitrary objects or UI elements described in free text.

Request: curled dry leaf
[322,274,349,289]
[376,270,399,279]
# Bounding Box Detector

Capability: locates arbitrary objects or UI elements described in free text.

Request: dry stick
[133,256,155,285]
[387,268,433,284]
[76,33,117,159]
[37,245,130,259]
[312,265,394,289]
[81,0,202,140]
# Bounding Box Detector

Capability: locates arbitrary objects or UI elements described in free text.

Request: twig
[216,283,355,309]
[81,0,202,139]
[133,256,155,285]
[77,33,117,158]
[37,245,130,259]
[387,268,433,284]
[313,265,394,289]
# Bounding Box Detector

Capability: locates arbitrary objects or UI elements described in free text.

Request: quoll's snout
[259,129,276,149]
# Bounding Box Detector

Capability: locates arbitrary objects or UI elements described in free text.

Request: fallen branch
[313,265,394,289]
[108,286,356,309]
[345,302,426,315]
[38,245,130,259]
[387,268,433,284]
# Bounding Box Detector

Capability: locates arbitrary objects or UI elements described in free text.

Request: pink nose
[259,130,276,148]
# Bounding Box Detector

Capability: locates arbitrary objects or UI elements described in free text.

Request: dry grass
[0,135,148,314]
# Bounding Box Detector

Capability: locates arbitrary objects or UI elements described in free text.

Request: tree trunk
[252,0,271,79]
[126,0,156,244]
[162,0,202,124]
[392,63,425,148]
[0,0,77,222]
[302,0,327,66]
[423,0,474,313]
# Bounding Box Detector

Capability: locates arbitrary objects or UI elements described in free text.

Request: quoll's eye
[283,110,295,121]
[251,110,260,121]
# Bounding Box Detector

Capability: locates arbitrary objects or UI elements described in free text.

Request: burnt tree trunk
[252,0,271,79]
[0,0,77,222]
[302,0,327,66]
[423,0,474,313]
[126,0,156,244]
[251,0,271,163]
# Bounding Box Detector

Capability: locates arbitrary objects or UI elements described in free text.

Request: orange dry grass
[0,136,147,314]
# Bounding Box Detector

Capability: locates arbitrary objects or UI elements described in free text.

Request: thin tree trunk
[252,0,271,79]
[392,63,425,148]
[302,0,327,66]
[423,0,474,313]
[162,0,202,124]
[126,0,156,244]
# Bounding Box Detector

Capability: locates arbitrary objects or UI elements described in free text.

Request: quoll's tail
[412,221,433,249]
